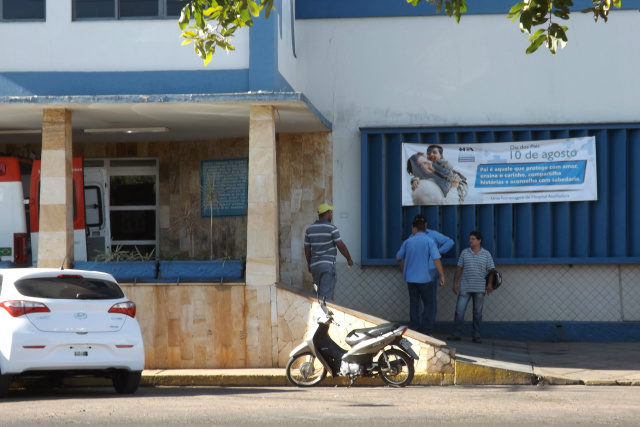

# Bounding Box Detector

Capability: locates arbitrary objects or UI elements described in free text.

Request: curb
[141,372,455,387]
[10,369,640,389]
[453,360,536,385]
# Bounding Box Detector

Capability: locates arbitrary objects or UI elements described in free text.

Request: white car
[0,268,145,396]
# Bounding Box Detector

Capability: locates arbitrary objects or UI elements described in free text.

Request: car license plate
[71,345,91,357]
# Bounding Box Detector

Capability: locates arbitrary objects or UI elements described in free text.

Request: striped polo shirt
[304,220,341,267]
[457,247,495,292]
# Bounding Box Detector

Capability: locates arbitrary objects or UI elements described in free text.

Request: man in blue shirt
[414,214,454,328]
[396,217,446,335]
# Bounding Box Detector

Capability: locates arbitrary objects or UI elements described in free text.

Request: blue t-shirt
[425,229,454,270]
[396,232,441,283]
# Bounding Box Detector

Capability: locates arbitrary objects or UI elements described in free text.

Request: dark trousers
[407,281,437,335]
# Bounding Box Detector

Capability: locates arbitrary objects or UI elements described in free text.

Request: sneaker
[472,337,482,344]
[447,335,461,341]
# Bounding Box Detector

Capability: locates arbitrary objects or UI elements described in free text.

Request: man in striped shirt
[304,203,353,300]
[448,231,495,344]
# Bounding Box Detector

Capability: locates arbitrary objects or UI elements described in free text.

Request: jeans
[417,269,439,328]
[310,263,337,300]
[407,281,437,335]
[452,291,485,339]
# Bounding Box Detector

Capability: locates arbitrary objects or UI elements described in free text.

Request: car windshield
[14,276,125,300]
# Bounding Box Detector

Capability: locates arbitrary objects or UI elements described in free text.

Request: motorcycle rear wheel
[286,353,327,387]
[378,348,415,387]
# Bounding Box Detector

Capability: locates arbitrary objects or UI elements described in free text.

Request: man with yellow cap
[304,203,354,300]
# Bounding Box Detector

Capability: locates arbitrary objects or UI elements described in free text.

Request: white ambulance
[0,157,32,267]
[0,156,109,267]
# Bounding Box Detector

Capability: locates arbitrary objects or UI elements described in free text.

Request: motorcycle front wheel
[285,352,327,387]
[378,348,415,387]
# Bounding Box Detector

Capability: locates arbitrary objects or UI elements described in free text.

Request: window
[15,277,124,300]
[1,0,45,21]
[107,159,158,258]
[73,0,183,20]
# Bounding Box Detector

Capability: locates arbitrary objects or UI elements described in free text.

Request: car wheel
[0,374,12,398]
[112,370,142,394]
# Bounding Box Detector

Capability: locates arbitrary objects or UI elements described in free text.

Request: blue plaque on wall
[200,157,248,217]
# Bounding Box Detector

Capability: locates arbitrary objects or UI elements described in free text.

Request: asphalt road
[3,385,640,427]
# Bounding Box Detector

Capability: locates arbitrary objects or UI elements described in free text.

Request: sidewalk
[139,338,640,387]
[443,337,640,386]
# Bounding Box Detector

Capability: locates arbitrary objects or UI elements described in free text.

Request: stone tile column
[38,109,74,269]
[245,105,279,286]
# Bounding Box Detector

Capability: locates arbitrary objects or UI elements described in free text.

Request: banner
[402,137,597,206]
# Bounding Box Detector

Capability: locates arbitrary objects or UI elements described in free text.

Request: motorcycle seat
[345,322,404,346]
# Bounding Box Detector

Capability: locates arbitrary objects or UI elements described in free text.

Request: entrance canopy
[0,93,331,144]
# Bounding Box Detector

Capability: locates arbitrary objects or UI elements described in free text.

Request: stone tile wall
[276,132,332,291]
[122,281,452,374]
[74,139,249,261]
[274,285,454,375]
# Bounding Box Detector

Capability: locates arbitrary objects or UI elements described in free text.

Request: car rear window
[14,277,125,300]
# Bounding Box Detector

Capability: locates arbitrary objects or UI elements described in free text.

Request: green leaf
[178,5,191,30]
[551,24,569,42]
[239,8,251,23]
[264,0,275,19]
[520,10,533,33]
[508,1,525,16]
[526,33,547,54]
[203,6,220,16]
[548,35,558,53]
[528,28,545,41]
[194,9,205,28]
[204,49,214,66]
[453,0,463,22]
[247,0,261,17]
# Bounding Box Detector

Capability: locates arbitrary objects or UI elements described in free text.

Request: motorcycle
[285,286,419,387]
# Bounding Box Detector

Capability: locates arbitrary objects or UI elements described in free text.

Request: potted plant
[159,172,243,282]
[74,246,158,282]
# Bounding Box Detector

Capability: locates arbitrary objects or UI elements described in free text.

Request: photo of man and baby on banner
[402,137,598,206]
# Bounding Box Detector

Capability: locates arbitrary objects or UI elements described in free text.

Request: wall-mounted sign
[402,137,597,206]
[201,157,248,217]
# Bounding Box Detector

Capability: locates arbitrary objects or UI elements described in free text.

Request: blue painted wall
[296,0,639,19]
[0,0,294,98]
[361,124,640,266]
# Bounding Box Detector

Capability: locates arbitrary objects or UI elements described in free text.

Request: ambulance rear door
[83,164,110,261]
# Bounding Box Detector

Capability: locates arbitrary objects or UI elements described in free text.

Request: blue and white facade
[1,0,639,342]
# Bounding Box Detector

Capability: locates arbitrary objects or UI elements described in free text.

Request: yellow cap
[317,203,335,214]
